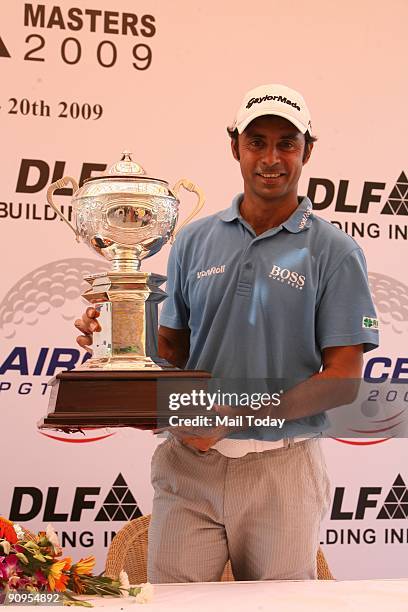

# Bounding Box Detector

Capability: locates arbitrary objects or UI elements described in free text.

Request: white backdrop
[0,0,407,579]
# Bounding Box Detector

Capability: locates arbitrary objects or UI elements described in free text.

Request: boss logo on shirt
[269,264,305,290]
[197,265,226,280]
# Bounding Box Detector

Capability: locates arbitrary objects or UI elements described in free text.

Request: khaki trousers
[147,436,331,583]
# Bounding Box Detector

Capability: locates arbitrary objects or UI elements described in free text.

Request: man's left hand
[152,404,249,451]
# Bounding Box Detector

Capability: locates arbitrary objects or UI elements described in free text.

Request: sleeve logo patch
[362,316,379,330]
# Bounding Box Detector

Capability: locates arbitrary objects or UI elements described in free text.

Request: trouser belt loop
[284,437,295,449]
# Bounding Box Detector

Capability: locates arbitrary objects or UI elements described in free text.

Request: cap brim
[236,109,309,135]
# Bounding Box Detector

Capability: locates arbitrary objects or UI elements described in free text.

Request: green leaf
[128,586,142,596]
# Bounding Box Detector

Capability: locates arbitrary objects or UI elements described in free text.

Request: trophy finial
[108,151,146,176]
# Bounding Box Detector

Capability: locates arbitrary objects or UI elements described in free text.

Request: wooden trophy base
[38,369,211,432]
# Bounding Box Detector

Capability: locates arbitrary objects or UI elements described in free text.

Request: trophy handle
[47,176,80,242]
[171,178,205,241]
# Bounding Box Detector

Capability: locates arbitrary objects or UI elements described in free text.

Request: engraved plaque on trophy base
[38,370,211,431]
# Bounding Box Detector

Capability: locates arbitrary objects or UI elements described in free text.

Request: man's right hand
[74,307,101,353]
[158,326,190,369]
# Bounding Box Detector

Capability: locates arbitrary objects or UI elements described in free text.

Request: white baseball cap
[230,83,312,135]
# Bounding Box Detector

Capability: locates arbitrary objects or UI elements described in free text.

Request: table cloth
[9,578,407,611]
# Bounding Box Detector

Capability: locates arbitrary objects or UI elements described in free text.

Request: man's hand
[158,326,190,368]
[74,307,101,353]
[153,404,249,452]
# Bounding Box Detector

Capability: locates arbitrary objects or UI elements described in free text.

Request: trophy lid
[107,151,147,176]
[75,152,174,200]
[85,151,168,183]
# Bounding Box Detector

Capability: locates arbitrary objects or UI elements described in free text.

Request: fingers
[86,307,100,319]
[74,307,101,348]
[76,334,93,349]
[74,319,88,334]
[151,428,217,451]
[181,436,218,451]
[83,307,101,331]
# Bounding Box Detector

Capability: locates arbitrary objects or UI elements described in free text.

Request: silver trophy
[39,152,208,430]
[47,151,204,370]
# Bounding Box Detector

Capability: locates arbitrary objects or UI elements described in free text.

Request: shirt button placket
[236,250,255,297]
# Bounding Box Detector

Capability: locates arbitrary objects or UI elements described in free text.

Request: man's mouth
[257,172,285,179]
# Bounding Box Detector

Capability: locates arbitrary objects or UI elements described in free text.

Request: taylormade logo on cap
[231,83,312,135]
[246,95,301,112]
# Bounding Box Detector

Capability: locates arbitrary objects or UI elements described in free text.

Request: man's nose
[261,145,280,166]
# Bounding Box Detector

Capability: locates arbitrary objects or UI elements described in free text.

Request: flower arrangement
[0,517,153,606]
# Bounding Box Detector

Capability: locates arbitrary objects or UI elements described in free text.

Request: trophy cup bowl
[38,152,210,431]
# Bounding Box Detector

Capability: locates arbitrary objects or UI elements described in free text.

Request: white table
[19,579,408,611]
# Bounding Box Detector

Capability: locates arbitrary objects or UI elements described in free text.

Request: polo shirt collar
[282,197,314,233]
[218,194,314,233]
[217,194,242,222]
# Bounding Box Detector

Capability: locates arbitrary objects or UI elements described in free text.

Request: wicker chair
[104,514,334,583]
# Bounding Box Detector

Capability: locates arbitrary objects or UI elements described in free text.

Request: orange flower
[71,557,95,594]
[48,557,71,592]
[73,557,95,576]
[0,517,17,544]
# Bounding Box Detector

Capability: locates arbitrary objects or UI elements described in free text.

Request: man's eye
[250,139,264,148]
[280,141,295,149]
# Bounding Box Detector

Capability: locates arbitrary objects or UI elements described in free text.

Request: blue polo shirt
[160,195,379,439]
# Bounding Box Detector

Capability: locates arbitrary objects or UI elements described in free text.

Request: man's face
[231,115,312,203]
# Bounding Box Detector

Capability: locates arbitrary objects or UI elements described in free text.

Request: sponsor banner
[321,441,408,579]
[306,172,408,241]
[0,0,407,580]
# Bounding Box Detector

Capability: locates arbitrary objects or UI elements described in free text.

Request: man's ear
[302,142,313,165]
[231,138,240,161]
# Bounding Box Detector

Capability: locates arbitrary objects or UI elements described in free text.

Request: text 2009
[24,35,152,70]
[8,98,103,120]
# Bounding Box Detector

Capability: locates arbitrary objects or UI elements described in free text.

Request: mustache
[255,167,285,173]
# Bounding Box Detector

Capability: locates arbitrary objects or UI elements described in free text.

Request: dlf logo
[8,474,141,522]
[331,475,408,520]
[307,171,408,216]
[269,265,305,290]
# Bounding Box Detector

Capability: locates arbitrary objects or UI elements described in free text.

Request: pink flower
[0,554,22,579]
[0,553,31,591]
[8,575,30,590]
[34,570,48,588]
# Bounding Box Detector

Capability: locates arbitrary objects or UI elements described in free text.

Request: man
[76,84,379,583]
